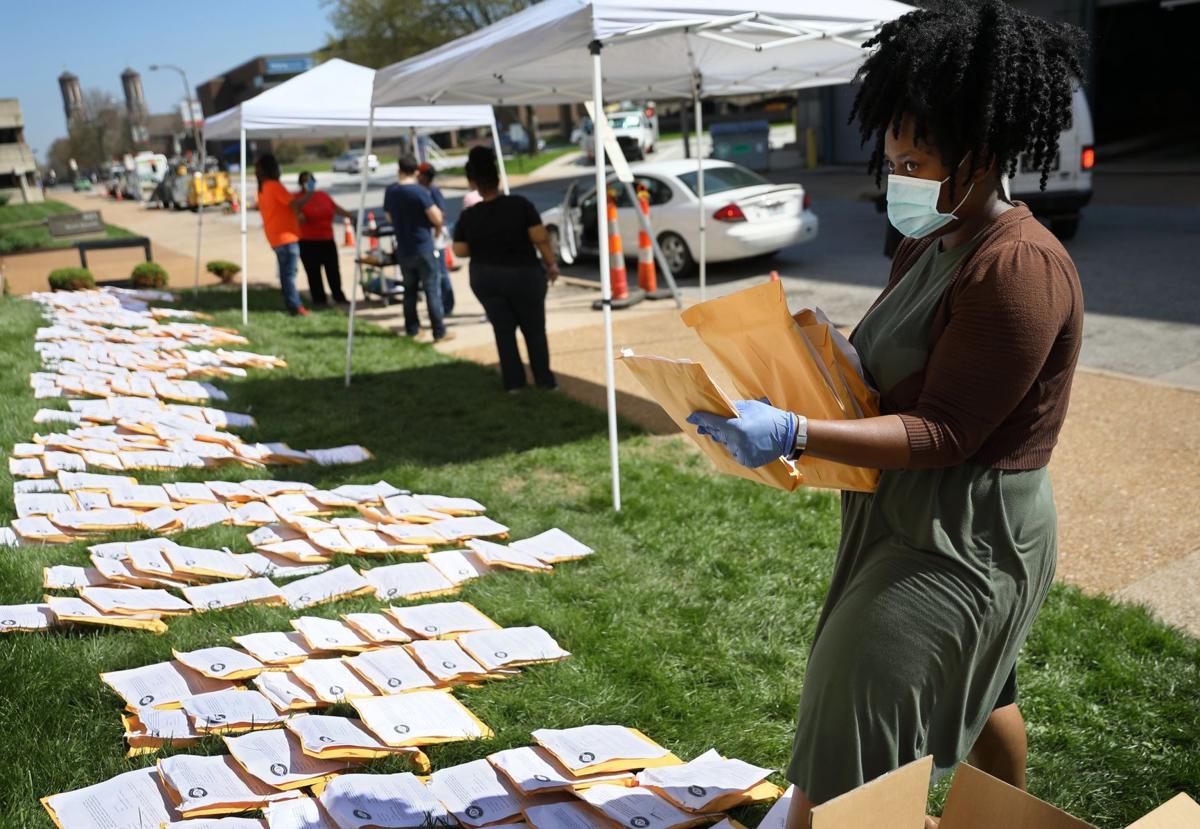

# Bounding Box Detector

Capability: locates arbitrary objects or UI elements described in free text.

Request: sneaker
[295,306,310,317]
[433,331,456,343]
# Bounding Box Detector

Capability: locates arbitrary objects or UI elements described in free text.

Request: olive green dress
[785,232,1059,802]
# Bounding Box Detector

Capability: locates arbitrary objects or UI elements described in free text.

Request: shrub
[273,139,302,165]
[320,137,348,159]
[206,259,241,284]
[48,267,95,291]
[130,261,168,288]
[0,193,11,206]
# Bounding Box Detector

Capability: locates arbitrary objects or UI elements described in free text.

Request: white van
[1006,83,1094,240]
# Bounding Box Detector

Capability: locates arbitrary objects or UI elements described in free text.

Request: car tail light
[713,203,746,222]
[1081,145,1095,170]
[803,192,811,210]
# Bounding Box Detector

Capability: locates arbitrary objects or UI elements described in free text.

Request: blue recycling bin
[710,120,771,171]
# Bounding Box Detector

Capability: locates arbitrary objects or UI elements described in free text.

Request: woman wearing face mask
[295,171,355,306]
[687,3,1086,825]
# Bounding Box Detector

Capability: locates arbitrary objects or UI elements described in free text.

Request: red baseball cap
[417,162,435,176]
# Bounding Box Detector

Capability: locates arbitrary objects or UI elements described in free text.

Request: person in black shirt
[453,146,559,392]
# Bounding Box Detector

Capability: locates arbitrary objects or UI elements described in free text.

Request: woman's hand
[687,399,797,468]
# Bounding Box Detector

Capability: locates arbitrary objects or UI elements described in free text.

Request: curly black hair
[850,0,1088,198]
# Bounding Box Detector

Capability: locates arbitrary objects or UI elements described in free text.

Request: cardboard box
[758,756,1200,828]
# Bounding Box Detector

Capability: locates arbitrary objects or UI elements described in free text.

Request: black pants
[469,262,555,391]
[298,239,346,305]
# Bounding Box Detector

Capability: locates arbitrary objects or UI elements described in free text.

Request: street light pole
[151,63,205,296]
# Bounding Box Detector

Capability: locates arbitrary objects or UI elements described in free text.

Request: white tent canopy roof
[372,0,914,106]
[204,58,497,139]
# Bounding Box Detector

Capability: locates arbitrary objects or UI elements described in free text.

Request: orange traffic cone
[367,211,379,250]
[444,243,458,271]
[636,190,657,294]
[343,216,354,247]
[229,190,239,214]
[607,195,629,301]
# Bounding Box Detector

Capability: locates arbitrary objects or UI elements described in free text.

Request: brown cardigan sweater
[865,202,1083,470]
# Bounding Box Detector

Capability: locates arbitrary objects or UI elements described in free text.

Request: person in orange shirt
[255,153,314,316]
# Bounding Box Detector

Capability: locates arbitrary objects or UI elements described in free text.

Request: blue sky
[2,0,333,161]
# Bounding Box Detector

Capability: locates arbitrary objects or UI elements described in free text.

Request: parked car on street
[579,110,657,162]
[331,151,379,173]
[541,159,818,277]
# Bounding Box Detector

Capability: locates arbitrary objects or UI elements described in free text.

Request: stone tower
[121,67,150,144]
[58,71,84,127]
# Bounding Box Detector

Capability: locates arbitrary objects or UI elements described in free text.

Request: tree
[319,0,534,68]
[45,90,135,174]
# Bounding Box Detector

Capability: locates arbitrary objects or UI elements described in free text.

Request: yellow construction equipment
[187,170,232,209]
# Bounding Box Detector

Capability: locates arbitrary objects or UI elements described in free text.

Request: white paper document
[285,713,411,758]
[318,772,449,829]
[41,765,179,829]
[81,586,192,615]
[352,689,490,746]
[458,626,571,672]
[265,797,337,829]
[181,688,287,733]
[165,544,252,579]
[425,549,492,586]
[174,645,267,680]
[183,578,286,612]
[341,612,412,644]
[42,565,110,590]
[291,658,378,704]
[225,728,353,790]
[575,784,711,829]
[488,746,633,794]
[234,630,316,665]
[364,562,456,601]
[254,670,320,712]
[0,603,56,632]
[509,528,594,563]
[636,754,772,811]
[466,539,552,572]
[387,601,499,639]
[429,758,534,826]
[523,801,615,829]
[101,660,234,710]
[157,752,303,816]
[531,725,670,773]
[291,615,373,652]
[407,639,490,683]
[280,565,371,610]
[345,647,438,695]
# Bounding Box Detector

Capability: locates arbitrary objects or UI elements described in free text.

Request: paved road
[210,161,1200,388]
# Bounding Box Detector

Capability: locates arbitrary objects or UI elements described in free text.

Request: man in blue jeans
[417,162,454,316]
[384,156,451,341]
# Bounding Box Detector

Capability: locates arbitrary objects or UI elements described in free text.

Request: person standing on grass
[295,171,353,307]
[416,162,455,316]
[453,146,559,392]
[255,153,314,316]
[686,3,1086,827]
[383,155,450,342]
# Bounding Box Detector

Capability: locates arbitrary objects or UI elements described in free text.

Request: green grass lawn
[0,289,1197,826]
[0,199,135,254]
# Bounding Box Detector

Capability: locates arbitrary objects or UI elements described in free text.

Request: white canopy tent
[201,58,505,325]
[367,0,915,511]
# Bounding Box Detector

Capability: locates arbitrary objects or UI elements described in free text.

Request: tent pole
[591,41,620,513]
[694,88,706,301]
[490,115,510,195]
[195,134,205,298]
[239,129,248,325]
[345,106,375,388]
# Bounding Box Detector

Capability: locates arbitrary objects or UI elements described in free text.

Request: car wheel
[1050,216,1079,240]
[657,232,695,277]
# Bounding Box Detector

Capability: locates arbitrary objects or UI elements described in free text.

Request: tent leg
[591,43,621,512]
[239,130,248,325]
[694,89,706,302]
[490,118,510,195]
[345,107,375,388]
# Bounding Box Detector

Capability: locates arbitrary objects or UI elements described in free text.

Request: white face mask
[886,162,975,239]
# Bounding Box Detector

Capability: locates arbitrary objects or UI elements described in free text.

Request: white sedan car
[541,159,818,276]
[331,152,380,174]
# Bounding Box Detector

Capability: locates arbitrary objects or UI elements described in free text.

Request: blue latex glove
[686,398,797,469]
